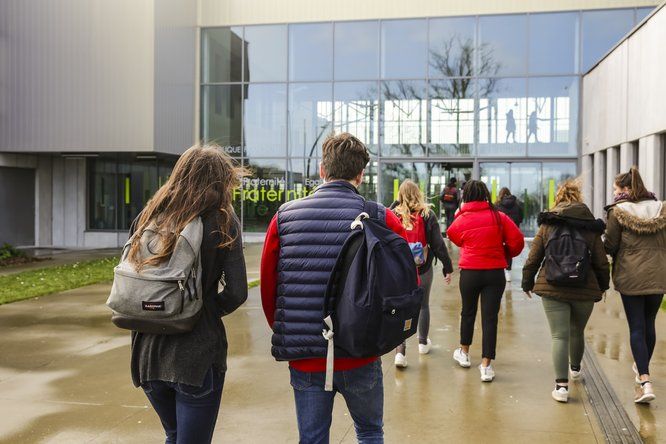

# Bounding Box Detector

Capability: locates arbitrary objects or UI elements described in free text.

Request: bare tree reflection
[382,36,500,202]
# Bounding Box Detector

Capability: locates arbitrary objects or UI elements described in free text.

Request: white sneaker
[570,367,582,381]
[504,269,512,282]
[479,364,495,382]
[453,348,471,368]
[394,353,407,368]
[635,382,656,404]
[552,386,569,402]
[418,339,432,355]
[632,363,642,384]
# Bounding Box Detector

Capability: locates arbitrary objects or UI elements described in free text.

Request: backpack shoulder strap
[363,200,386,225]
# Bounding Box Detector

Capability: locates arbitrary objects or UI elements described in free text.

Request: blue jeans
[290,360,384,444]
[142,368,224,444]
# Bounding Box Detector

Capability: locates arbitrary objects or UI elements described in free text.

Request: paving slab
[0,245,609,443]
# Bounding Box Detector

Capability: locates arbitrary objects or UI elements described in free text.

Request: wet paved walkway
[0,244,662,443]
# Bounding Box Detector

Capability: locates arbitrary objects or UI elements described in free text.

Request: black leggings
[459,269,506,360]
[621,294,663,375]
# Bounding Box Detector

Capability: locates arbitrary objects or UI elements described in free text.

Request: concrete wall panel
[582,42,628,155]
[627,10,666,141]
[0,0,155,152]
[583,4,666,153]
[199,0,659,26]
[154,0,198,155]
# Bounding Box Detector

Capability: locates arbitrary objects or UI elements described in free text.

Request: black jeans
[444,207,456,231]
[142,368,225,444]
[459,269,506,360]
[621,294,664,376]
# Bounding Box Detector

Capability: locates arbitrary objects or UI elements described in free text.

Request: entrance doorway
[379,162,472,230]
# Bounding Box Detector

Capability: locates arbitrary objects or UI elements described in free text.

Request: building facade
[0,0,659,247]
[582,3,666,216]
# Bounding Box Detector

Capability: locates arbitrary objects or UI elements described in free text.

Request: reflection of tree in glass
[430,37,500,151]
[382,36,500,194]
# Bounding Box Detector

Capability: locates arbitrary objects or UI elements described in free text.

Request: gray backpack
[106,217,204,335]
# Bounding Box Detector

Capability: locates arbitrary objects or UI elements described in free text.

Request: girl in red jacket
[447,180,524,382]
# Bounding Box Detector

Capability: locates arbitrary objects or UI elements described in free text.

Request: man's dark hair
[321,133,370,181]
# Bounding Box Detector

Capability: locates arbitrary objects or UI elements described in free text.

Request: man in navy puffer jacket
[261,133,408,443]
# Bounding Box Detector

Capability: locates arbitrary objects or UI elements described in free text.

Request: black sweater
[421,210,454,275]
[130,211,248,387]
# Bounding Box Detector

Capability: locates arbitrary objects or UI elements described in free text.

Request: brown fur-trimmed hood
[609,200,666,234]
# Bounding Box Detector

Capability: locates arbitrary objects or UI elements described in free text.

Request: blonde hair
[394,180,431,229]
[553,178,583,208]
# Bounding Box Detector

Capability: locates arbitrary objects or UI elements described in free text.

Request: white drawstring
[322,315,335,392]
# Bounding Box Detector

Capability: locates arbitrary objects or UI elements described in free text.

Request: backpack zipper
[178,280,185,313]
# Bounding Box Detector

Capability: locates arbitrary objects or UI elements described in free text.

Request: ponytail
[615,166,649,200]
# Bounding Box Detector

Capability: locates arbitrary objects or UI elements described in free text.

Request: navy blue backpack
[321,201,423,390]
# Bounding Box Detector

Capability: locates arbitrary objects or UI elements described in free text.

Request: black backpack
[321,201,423,390]
[544,224,591,286]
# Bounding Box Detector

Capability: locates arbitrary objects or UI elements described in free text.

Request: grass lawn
[0,257,262,305]
[0,257,118,305]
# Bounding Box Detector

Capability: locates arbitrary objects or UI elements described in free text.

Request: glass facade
[88,155,177,231]
[196,7,648,234]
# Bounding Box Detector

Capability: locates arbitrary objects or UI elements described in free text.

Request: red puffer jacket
[446,201,525,270]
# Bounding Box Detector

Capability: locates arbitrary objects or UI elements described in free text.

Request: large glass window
[244,25,287,82]
[201,85,243,155]
[242,159,286,232]
[542,162,576,210]
[289,23,333,81]
[478,77,528,157]
[334,21,379,80]
[202,28,243,83]
[199,12,586,233]
[510,162,541,235]
[480,161,577,236]
[529,12,579,75]
[428,17,476,79]
[582,9,634,72]
[287,157,323,201]
[429,79,475,156]
[288,83,333,158]
[334,81,380,155]
[381,19,427,79]
[480,162,540,235]
[89,159,118,230]
[636,7,655,23]
[527,76,578,157]
[359,160,379,202]
[381,81,427,157]
[478,15,527,76]
[88,156,176,231]
[243,83,287,157]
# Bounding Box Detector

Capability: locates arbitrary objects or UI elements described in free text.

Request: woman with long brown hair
[392,180,453,368]
[128,145,248,443]
[522,179,609,403]
[605,167,666,404]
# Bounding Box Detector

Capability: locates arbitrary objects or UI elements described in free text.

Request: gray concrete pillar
[606,146,619,205]
[593,151,606,218]
[619,142,637,172]
[638,135,664,197]
[35,155,53,247]
[582,154,593,208]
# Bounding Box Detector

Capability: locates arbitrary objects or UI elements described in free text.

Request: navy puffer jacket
[272,181,375,361]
